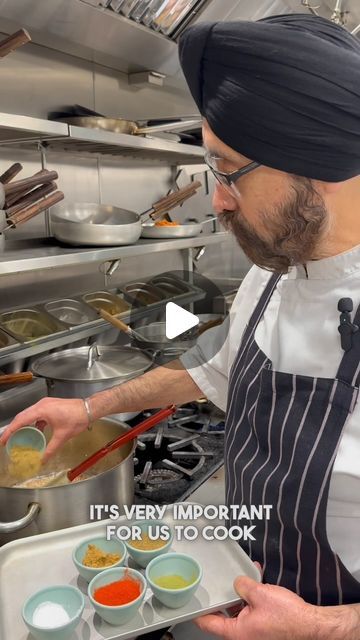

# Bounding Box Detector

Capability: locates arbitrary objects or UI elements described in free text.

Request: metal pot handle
[143,348,161,363]
[0,502,40,533]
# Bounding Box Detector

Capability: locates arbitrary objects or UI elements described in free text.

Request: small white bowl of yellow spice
[125,520,173,568]
[73,537,127,583]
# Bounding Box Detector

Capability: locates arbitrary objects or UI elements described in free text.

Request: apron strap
[237,272,281,363]
[336,300,360,388]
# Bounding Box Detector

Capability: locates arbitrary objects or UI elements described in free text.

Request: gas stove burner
[134,468,181,490]
[134,431,212,488]
[168,404,225,435]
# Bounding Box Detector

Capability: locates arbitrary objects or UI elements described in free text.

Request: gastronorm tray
[123,281,167,307]
[122,276,205,311]
[0,307,68,343]
[0,327,18,350]
[0,503,260,640]
[43,297,99,327]
[82,291,131,316]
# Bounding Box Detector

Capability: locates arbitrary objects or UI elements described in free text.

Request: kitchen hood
[0,0,293,76]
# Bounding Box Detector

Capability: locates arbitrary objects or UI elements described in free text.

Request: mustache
[216,179,328,273]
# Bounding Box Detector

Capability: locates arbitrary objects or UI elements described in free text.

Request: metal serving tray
[0,504,259,640]
[0,308,68,343]
[43,298,99,327]
[83,291,131,316]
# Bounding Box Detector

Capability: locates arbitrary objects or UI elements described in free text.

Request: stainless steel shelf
[0,113,204,163]
[0,112,68,144]
[0,233,229,276]
[45,125,205,163]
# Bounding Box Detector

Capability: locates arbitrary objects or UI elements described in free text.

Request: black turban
[179,14,360,182]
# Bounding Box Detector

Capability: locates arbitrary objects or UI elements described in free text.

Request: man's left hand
[196,576,357,640]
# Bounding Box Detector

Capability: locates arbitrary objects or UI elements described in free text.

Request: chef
[2,12,360,639]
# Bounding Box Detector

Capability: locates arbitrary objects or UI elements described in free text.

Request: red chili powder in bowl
[94,572,142,606]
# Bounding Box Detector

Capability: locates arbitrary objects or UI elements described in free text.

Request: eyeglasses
[204,151,261,196]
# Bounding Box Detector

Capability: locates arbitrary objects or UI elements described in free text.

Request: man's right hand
[0,397,90,462]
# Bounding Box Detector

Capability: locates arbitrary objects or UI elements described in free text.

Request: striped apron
[225,274,360,605]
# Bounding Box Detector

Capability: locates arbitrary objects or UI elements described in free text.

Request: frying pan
[51,203,142,246]
[51,182,202,247]
[56,116,202,136]
[49,105,201,136]
[141,216,217,239]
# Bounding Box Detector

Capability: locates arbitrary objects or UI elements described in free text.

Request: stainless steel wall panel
[0,36,94,119]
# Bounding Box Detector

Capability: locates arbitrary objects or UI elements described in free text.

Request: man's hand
[0,397,89,462]
[196,576,358,640]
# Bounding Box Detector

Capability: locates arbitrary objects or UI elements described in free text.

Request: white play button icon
[165,302,199,340]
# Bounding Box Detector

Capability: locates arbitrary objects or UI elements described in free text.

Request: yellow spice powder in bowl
[73,537,126,583]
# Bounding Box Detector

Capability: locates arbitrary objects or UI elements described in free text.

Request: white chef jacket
[182,244,360,583]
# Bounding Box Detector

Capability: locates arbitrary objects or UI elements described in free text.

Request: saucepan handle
[0,502,40,533]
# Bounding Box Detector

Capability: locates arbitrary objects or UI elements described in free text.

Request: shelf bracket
[38,142,51,238]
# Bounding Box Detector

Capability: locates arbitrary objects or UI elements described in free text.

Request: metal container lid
[32,345,152,382]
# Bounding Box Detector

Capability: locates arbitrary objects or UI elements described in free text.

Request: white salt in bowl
[22,585,84,640]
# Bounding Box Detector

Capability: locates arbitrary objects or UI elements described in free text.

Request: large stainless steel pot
[31,344,153,422]
[0,418,135,544]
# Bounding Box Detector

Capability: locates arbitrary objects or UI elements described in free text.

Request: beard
[218,177,329,273]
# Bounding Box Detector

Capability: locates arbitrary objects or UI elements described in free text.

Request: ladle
[36,405,176,487]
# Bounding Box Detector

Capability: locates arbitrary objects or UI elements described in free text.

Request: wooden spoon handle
[0,29,31,58]
[152,181,201,211]
[100,309,131,334]
[6,182,57,216]
[0,372,34,385]
[0,163,23,184]
[4,170,58,196]
[6,191,64,229]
